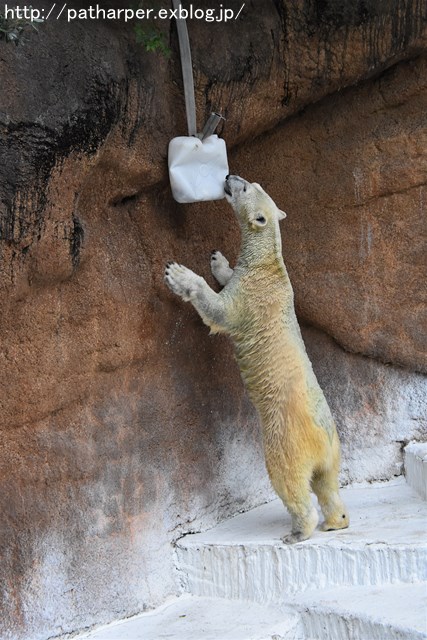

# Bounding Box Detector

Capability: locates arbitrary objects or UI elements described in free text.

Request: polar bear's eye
[243,186,247,192]
[256,215,266,225]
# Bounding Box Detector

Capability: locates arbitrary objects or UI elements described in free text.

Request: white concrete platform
[405,443,427,500]
[176,478,427,602]
[295,582,427,640]
[75,595,300,640]
[73,478,427,640]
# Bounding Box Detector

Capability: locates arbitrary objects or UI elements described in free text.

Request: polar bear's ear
[277,208,287,220]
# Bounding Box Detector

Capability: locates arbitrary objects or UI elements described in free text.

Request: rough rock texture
[0,1,426,639]
[231,55,427,372]
[303,327,427,484]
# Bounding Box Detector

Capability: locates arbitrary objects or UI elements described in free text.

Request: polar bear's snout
[225,175,287,222]
[224,177,232,196]
[224,174,250,200]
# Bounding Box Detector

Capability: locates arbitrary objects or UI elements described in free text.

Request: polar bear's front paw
[211,250,233,286]
[164,262,200,302]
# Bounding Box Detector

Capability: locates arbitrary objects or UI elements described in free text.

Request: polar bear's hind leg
[311,466,349,531]
[272,473,319,544]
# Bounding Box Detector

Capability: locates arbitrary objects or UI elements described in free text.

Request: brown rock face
[0,1,426,639]
[302,327,427,483]
[231,55,427,372]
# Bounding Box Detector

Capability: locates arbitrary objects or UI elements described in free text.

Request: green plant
[0,6,43,45]
[134,1,171,57]
[134,23,171,56]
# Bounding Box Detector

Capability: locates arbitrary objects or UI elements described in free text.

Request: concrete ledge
[75,595,301,640]
[74,584,427,640]
[295,582,427,640]
[73,479,427,640]
[176,479,427,603]
[405,443,427,500]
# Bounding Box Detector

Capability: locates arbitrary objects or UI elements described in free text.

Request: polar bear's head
[224,175,286,231]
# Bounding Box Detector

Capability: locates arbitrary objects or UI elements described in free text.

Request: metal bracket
[172,0,225,141]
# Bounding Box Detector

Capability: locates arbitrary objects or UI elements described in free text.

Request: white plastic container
[168,134,229,203]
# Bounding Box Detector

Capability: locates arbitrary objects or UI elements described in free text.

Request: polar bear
[165,175,349,543]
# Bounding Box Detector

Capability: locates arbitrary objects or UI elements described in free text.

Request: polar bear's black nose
[225,174,230,180]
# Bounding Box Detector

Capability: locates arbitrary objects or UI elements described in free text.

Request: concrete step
[405,443,427,500]
[74,479,427,640]
[176,478,427,603]
[75,595,301,640]
[74,585,427,640]
[294,582,427,640]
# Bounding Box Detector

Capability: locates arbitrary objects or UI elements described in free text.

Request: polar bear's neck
[237,219,284,270]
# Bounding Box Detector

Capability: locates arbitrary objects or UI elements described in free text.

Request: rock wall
[304,326,426,483]
[0,1,426,638]
[231,55,427,372]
